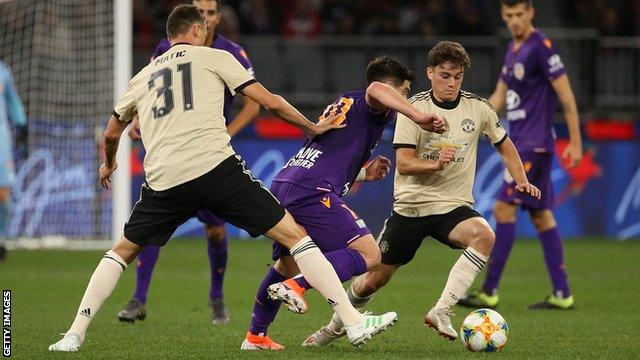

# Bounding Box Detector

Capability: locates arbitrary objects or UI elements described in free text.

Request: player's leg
[302,263,401,347]
[459,177,521,309]
[0,187,10,261]
[49,236,140,352]
[117,245,160,323]
[267,190,376,313]
[273,234,378,314]
[198,211,229,324]
[241,256,298,350]
[426,208,493,341]
[0,140,16,261]
[304,211,425,347]
[203,156,395,346]
[287,234,379,292]
[528,209,574,309]
[49,182,197,352]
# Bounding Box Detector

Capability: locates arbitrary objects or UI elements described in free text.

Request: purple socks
[249,267,286,336]
[538,227,571,297]
[133,245,161,303]
[208,236,228,300]
[482,222,516,295]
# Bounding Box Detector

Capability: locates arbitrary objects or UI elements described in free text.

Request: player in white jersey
[303,41,541,346]
[48,4,411,352]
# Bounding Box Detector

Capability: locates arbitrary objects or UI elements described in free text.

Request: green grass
[1,238,639,359]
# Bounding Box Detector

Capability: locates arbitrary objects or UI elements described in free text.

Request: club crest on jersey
[461,118,475,133]
[514,62,525,80]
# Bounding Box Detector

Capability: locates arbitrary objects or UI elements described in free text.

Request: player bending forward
[49,5,399,352]
[241,56,446,350]
[303,41,540,346]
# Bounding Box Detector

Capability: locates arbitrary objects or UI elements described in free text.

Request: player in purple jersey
[459,0,583,310]
[117,0,260,325]
[241,56,446,350]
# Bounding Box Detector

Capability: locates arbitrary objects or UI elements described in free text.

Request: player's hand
[363,155,392,181]
[515,182,541,199]
[435,147,455,171]
[99,162,118,189]
[415,113,446,134]
[311,112,346,138]
[562,140,582,169]
[128,116,141,141]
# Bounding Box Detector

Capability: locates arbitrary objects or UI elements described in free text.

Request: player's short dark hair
[166,4,206,39]
[366,56,415,86]
[427,41,471,70]
[501,0,532,8]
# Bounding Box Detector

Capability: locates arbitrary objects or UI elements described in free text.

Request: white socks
[329,281,373,331]
[435,247,487,310]
[290,236,362,327]
[67,250,127,340]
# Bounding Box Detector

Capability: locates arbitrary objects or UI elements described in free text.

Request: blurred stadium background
[1,1,640,358]
[0,0,638,246]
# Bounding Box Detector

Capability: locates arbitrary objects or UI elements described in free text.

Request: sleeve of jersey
[213,51,256,96]
[235,47,255,77]
[393,113,420,149]
[112,78,137,123]
[482,106,508,146]
[537,38,566,81]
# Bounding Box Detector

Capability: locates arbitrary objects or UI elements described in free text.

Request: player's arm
[100,114,129,189]
[396,147,455,175]
[551,74,583,168]
[240,82,343,138]
[3,73,26,127]
[488,79,508,113]
[495,137,541,199]
[365,81,445,133]
[226,95,260,138]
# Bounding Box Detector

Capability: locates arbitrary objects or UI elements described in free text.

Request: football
[459,308,509,352]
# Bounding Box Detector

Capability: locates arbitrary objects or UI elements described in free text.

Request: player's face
[427,62,464,102]
[501,3,534,40]
[193,0,221,37]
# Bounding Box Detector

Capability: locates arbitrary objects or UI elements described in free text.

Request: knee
[493,201,516,223]
[478,227,496,250]
[529,210,556,232]
[359,247,381,270]
[468,225,495,256]
[205,225,226,244]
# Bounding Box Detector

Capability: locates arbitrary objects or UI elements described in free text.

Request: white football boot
[48,332,83,352]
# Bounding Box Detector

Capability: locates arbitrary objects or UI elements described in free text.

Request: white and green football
[459,308,509,352]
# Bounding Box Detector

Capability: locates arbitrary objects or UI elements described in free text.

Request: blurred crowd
[563,0,640,36]
[133,0,640,47]
[133,0,497,46]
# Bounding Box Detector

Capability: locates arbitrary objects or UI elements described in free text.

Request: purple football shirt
[152,34,254,123]
[500,29,565,153]
[273,90,396,196]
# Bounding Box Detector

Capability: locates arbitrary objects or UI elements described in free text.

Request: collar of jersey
[171,42,192,48]
[430,89,461,110]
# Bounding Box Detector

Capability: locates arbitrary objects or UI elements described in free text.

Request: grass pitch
[1,238,639,359]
